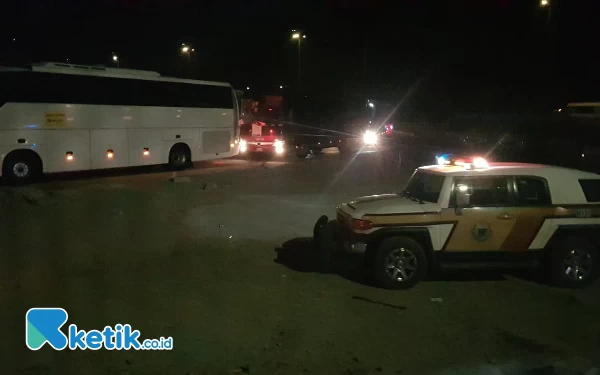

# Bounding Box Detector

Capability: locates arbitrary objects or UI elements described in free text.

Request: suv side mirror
[456,192,470,207]
[455,184,472,208]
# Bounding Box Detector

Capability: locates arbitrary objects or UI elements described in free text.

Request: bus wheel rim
[13,162,29,178]
[173,153,186,164]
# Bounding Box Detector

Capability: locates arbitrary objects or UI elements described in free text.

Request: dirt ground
[1,151,599,375]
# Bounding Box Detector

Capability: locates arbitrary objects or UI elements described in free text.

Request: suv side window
[515,177,551,206]
[451,177,512,207]
[579,180,600,202]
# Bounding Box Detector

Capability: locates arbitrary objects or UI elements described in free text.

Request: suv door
[501,176,554,251]
[443,176,518,251]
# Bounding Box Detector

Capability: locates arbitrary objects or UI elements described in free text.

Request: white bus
[0,62,240,184]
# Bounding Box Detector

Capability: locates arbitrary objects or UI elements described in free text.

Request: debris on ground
[169,176,191,183]
[231,365,250,373]
[199,181,219,190]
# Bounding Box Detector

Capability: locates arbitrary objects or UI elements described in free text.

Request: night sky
[1,0,599,120]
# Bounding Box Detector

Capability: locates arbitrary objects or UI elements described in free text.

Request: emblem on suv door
[471,223,492,242]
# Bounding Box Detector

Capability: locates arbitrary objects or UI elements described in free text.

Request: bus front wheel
[168,144,191,170]
[2,150,42,185]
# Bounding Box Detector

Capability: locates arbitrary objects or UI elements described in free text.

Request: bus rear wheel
[168,144,191,170]
[2,150,42,186]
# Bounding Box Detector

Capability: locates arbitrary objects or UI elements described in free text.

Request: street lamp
[112,53,119,67]
[181,43,194,63]
[540,0,548,6]
[291,31,306,86]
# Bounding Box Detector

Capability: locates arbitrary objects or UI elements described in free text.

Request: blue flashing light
[436,154,452,165]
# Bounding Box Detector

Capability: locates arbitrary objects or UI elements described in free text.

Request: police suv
[314,156,600,289]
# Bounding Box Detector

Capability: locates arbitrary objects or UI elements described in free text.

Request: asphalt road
[1,151,599,375]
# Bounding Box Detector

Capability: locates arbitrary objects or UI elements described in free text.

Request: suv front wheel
[549,236,599,288]
[373,236,428,289]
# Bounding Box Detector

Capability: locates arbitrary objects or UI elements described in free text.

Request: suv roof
[419,162,600,205]
[419,162,600,179]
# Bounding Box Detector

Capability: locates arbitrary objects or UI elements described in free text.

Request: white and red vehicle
[239,121,285,156]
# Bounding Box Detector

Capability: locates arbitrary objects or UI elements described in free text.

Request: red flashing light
[385,124,394,135]
[351,219,374,231]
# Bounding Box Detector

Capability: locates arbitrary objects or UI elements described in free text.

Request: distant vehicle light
[363,130,377,146]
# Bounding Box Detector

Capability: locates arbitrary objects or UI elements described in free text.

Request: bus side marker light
[66,152,74,161]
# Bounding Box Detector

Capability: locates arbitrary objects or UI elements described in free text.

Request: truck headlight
[274,139,284,154]
[363,130,378,146]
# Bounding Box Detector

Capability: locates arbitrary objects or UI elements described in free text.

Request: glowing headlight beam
[363,130,378,146]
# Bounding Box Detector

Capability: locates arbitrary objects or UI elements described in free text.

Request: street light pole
[540,0,551,25]
[291,31,306,87]
[297,37,301,86]
[181,44,195,75]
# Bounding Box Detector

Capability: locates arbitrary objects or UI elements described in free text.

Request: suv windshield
[403,171,445,203]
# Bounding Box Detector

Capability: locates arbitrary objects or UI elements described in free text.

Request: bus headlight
[363,130,377,146]
[239,139,247,153]
[274,139,284,154]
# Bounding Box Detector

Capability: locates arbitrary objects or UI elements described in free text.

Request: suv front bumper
[313,215,368,255]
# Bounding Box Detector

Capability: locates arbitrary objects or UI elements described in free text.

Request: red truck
[239,121,286,156]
